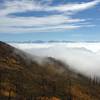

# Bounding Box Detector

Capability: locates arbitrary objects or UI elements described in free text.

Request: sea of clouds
[10,42,100,78]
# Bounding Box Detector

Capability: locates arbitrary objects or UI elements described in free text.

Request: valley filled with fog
[10,42,100,78]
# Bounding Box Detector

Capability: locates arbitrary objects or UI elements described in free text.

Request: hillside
[0,41,100,100]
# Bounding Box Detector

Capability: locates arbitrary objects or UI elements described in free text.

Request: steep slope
[0,41,100,100]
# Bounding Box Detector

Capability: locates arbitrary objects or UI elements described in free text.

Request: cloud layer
[11,42,100,78]
[0,0,100,33]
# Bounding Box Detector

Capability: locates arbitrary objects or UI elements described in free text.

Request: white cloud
[0,24,81,33]
[0,15,85,33]
[0,0,99,16]
[0,0,99,33]
[0,15,85,27]
[0,0,43,16]
[11,42,100,78]
[46,0,100,12]
[0,16,91,33]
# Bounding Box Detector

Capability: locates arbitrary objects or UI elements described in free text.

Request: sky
[0,0,100,42]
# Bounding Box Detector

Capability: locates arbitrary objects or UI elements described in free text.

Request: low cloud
[11,43,100,78]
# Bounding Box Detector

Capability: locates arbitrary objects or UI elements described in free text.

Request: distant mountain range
[4,40,100,43]
[0,41,100,100]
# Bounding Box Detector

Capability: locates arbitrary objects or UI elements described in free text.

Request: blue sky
[0,0,100,42]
